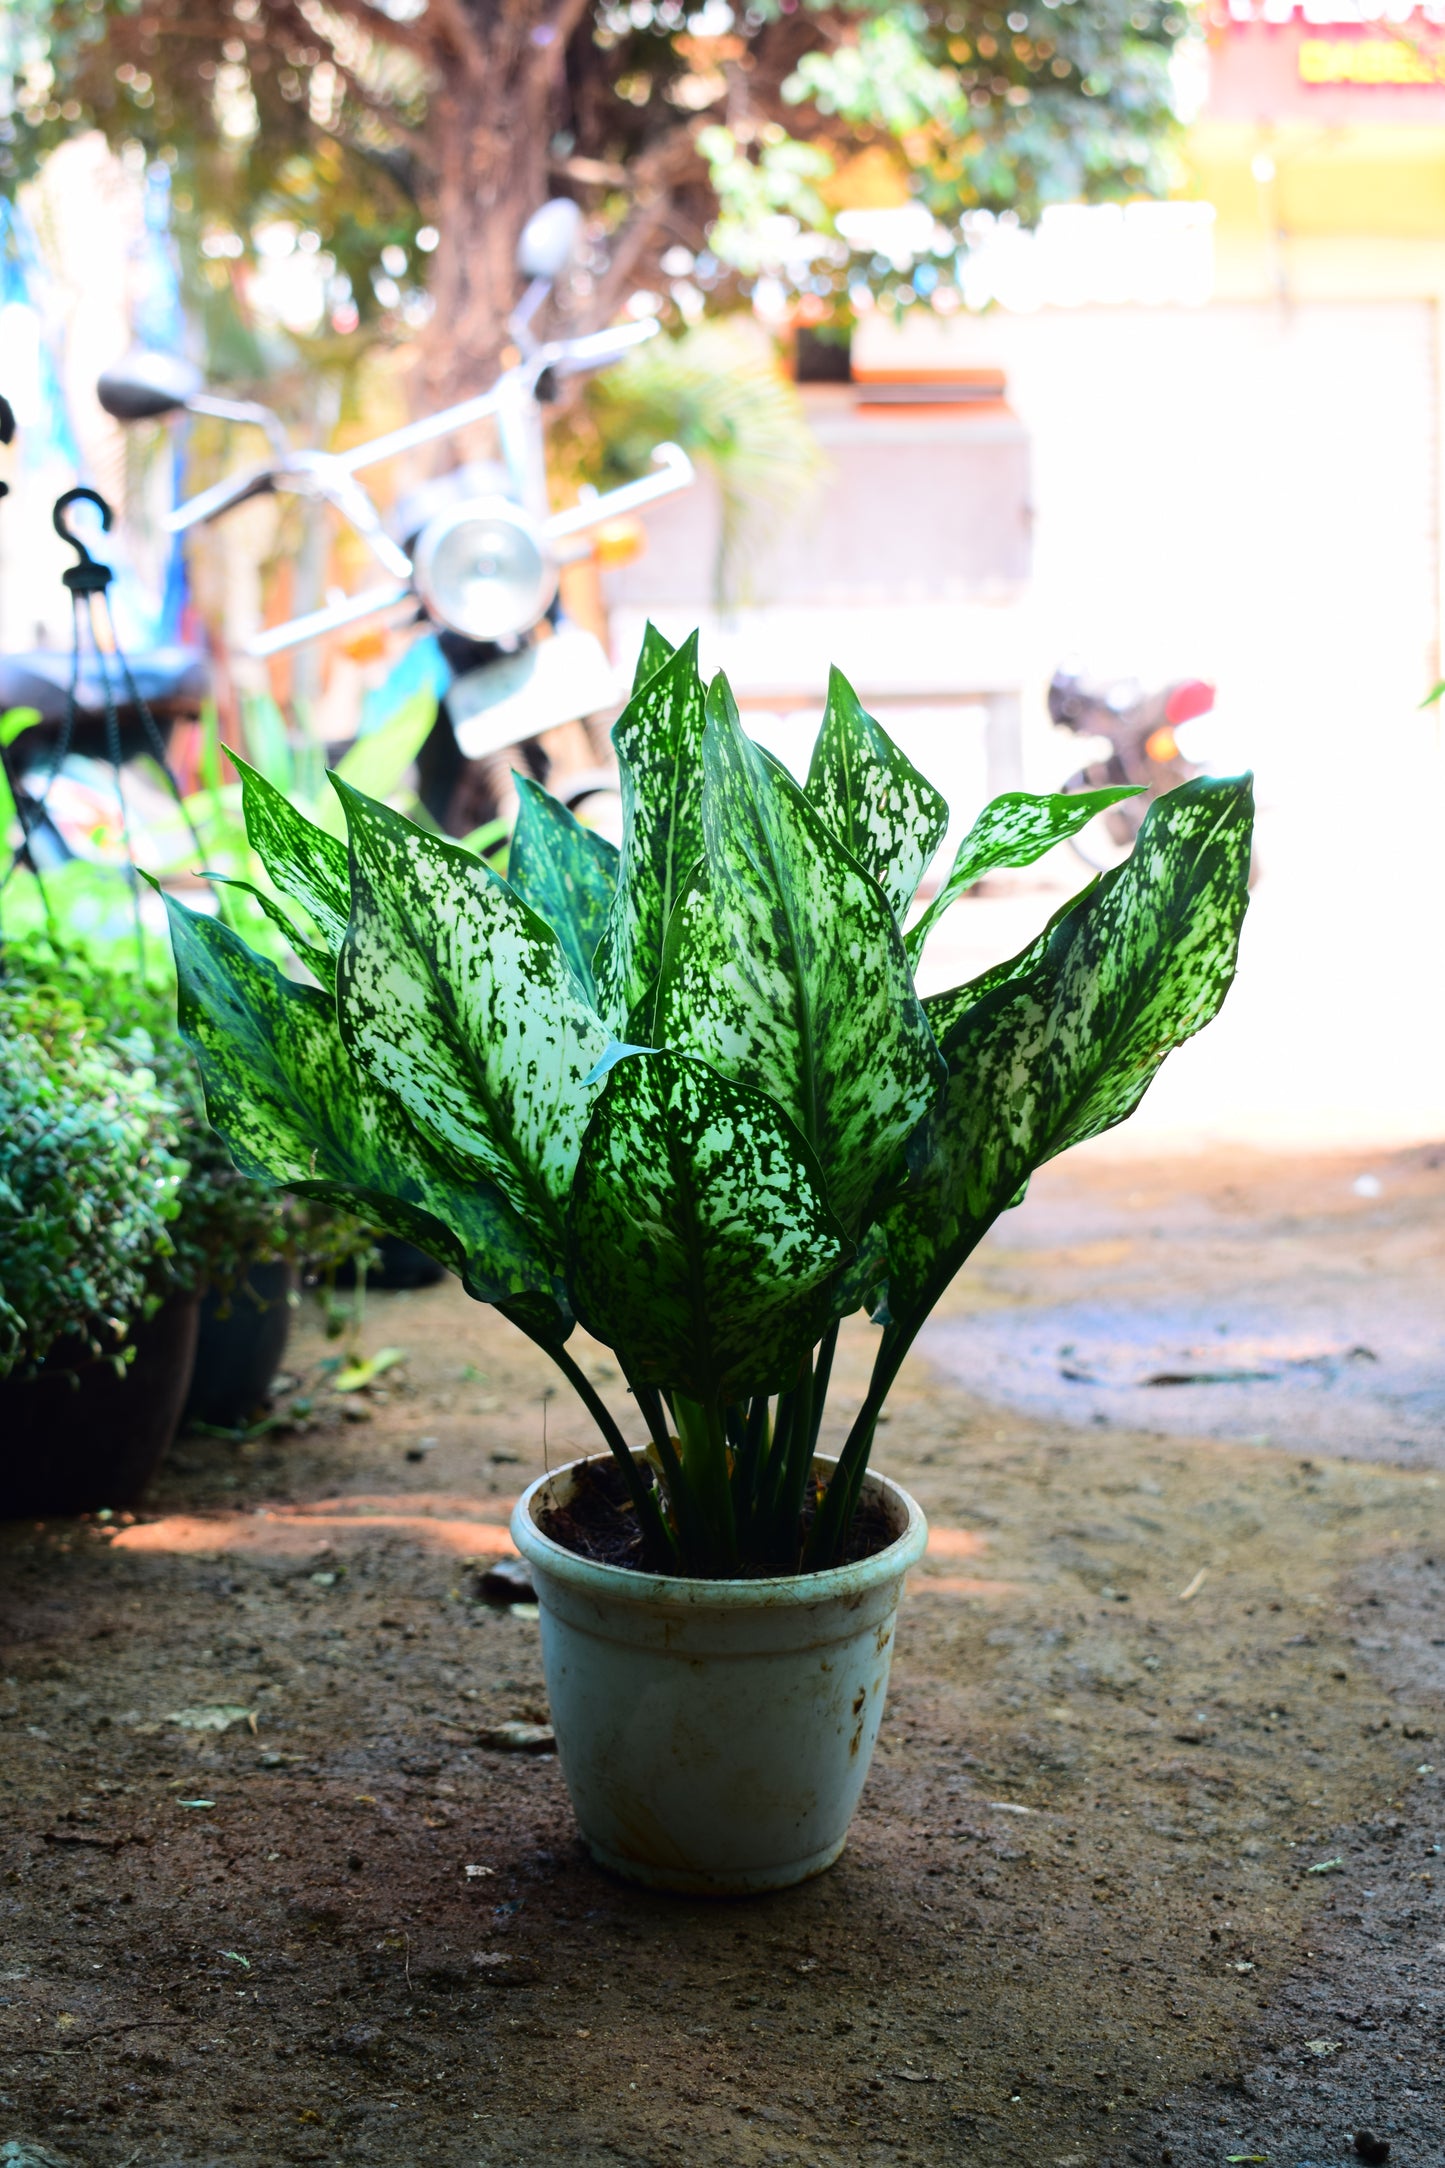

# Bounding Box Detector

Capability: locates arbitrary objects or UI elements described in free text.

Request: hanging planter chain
[3,486,208,965]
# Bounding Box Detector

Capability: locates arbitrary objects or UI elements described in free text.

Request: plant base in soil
[537,1454,898,1576]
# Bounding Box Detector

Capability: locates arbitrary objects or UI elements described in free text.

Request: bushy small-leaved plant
[158,629,1253,1575]
[0,972,186,1379]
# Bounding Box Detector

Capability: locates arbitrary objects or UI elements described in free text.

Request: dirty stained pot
[509,1455,928,1895]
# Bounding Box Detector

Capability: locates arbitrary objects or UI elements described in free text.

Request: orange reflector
[1145,726,1179,763]
[593,516,646,569]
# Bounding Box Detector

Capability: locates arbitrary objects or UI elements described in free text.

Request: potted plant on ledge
[157,628,1253,1893]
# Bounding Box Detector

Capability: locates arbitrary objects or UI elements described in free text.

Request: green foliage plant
[0,970,186,1380]
[158,628,1254,1578]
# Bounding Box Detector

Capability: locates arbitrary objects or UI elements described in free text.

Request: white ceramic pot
[509,1455,928,1895]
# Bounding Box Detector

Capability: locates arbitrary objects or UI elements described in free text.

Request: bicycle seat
[0,646,208,770]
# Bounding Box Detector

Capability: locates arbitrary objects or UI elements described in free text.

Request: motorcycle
[1048,665,1228,872]
[95,198,694,838]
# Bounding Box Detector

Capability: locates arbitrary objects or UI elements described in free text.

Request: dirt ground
[2,1142,1442,2168]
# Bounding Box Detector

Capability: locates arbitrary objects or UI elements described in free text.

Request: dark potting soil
[536,1454,897,1577]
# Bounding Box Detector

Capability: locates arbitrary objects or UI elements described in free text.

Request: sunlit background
[2,0,1442,1149]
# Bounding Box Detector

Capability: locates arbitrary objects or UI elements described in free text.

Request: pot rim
[510,1451,928,1611]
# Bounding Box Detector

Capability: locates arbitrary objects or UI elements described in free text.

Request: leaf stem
[802,1319,916,1569]
[627,1370,711,1572]
[758,1372,798,1545]
[806,1318,838,1458]
[526,1334,679,1572]
[674,1393,737,1573]
[777,1353,816,1547]
[732,1391,770,1531]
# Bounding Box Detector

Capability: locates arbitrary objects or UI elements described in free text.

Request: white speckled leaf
[885,777,1254,1319]
[233,753,352,957]
[160,889,560,1310]
[630,618,675,691]
[904,785,1140,965]
[653,678,943,1237]
[332,780,609,1255]
[921,877,1103,1046]
[567,1051,850,1402]
[591,633,707,1032]
[506,774,618,1000]
[204,872,336,986]
[804,666,948,919]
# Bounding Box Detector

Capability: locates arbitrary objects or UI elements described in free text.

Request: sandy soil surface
[2,1144,1442,2168]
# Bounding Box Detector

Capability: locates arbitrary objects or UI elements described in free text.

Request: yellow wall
[1186,118,1445,299]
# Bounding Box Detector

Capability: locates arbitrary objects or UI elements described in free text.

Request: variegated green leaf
[827,1220,889,1323]
[631,618,675,691]
[333,780,608,1253]
[904,785,1140,964]
[159,889,561,1312]
[591,633,707,1032]
[233,753,352,957]
[567,1050,850,1402]
[804,666,948,919]
[205,873,335,986]
[506,774,618,1001]
[921,876,1103,1045]
[884,777,1254,1319]
[653,678,944,1236]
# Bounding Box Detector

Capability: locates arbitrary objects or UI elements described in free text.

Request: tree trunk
[419,5,580,405]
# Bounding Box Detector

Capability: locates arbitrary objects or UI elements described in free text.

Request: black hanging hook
[53,485,115,594]
[0,392,14,501]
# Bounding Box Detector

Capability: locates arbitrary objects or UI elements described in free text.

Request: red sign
[1206,3,1445,118]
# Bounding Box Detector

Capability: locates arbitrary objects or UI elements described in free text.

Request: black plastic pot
[184,1259,298,1430]
[332,1234,447,1291]
[0,1294,201,1519]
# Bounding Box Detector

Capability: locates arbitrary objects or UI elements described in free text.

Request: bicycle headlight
[410,498,556,642]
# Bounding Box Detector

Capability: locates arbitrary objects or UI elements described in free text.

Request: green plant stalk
[806,1319,838,1459]
[803,1309,935,1571]
[730,1389,772,1532]
[772,1354,816,1553]
[815,1348,896,1566]
[627,1370,713,1573]
[755,1378,797,1543]
[524,1331,679,1573]
[674,1394,738,1573]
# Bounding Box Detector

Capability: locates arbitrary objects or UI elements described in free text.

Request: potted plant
[0,919,371,1433]
[157,628,1253,1892]
[0,968,197,1515]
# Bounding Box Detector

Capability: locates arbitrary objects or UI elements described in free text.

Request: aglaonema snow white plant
[160,627,1252,1577]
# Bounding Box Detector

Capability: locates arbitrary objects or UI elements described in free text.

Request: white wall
[855,298,1439,804]
[860,297,1445,1150]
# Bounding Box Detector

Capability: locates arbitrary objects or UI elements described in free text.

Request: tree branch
[422,0,491,87]
[550,152,632,188]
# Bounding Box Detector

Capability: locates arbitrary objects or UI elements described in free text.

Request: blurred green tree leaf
[3,1,1186,390]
